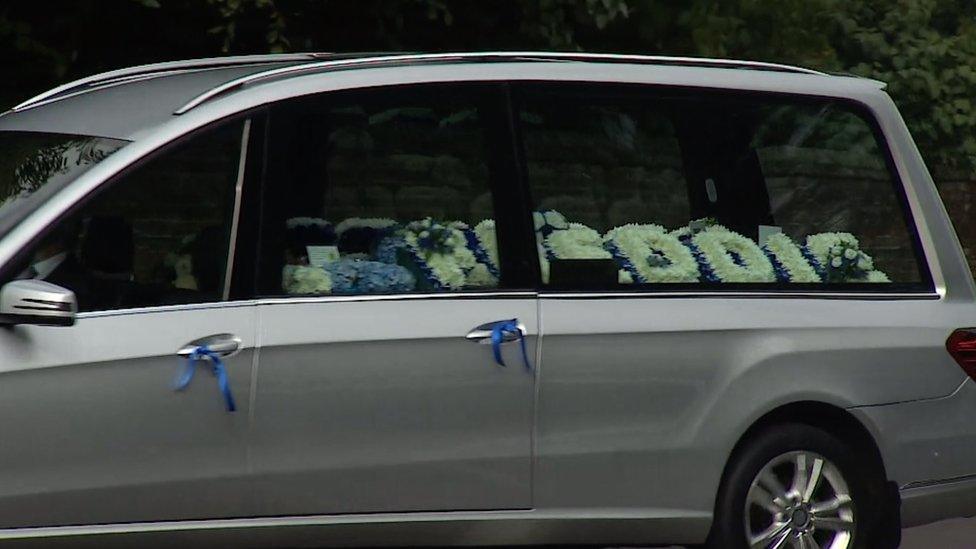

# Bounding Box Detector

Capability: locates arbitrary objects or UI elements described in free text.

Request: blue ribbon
[490,319,533,371]
[174,346,236,412]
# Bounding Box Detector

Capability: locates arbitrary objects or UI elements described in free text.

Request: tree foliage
[3,0,976,176]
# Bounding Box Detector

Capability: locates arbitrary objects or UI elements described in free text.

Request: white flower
[806,232,859,267]
[692,226,776,283]
[764,233,821,283]
[402,222,479,290]
[857,255,874,271]
[604,223,700,283]
[465,263,497,288]
[865,270,891,283]
[474,219,499,269]
[282,265,333,295]
[844,248,858,260]
[831,256,843,268]
[334,217,397,235]
[533,209,569,233]
[545,225,611,260]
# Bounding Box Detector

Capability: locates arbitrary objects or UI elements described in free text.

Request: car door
[0,118,260,527]
[248,83,540,515]
[512,82,940,519]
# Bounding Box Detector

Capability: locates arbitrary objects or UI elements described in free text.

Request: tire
[707,423,888,549]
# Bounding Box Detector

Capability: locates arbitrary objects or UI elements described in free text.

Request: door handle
[176,333,242,358]
[466,320,526,344]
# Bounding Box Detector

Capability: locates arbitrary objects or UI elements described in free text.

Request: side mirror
[0,279,77,327]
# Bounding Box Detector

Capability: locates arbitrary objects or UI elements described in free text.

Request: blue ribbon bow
[174,346,236,412]
[490,319,533,371]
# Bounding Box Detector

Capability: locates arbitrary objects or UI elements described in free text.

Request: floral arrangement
[282,209,894,292]
[691,226,777,283]
[604,223,700,283]
[805,232,890,283]
[764,233,822,283]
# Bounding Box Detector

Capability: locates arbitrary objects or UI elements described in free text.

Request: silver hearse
[0,52,973,548]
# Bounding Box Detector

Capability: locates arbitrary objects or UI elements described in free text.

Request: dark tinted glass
[517,84,927,290]
[13,121,244,311]
[0,132,127,236]
[260,85,503,296]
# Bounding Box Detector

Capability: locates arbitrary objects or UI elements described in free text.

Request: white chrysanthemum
[857,255,874,271]
[830,256,843,268]
[402,224,478,290]
[692,226,776,283]
[533,209,568,233]
[474,219,499,269]
[282,265,333,295]
[806,232,860,267]
[844,248,858,260]
[764,233,821,283]
[604,223,700,283]
[426,254,466,289]
[546,225,611,260]
[465,263,497,288]
[865,270,891,283]
[334,217,397,235]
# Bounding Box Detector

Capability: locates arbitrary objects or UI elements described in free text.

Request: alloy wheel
[744,450,856,548]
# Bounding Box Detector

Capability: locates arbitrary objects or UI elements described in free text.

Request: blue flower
[324,259,416,294]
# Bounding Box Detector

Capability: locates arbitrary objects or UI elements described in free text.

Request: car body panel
[250,295,538,515]
[0,303,256,527]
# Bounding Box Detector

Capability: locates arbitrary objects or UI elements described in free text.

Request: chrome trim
[222,119,251,300]
[10,53,325,112]
[73,292,537,319]
[72,289,939,319]
[0,508,711,543]
[256,291,539,306]
[76,300,258,319]
[174,51,827,114]
[541,291,942,300]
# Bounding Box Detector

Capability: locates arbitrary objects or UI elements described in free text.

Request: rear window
[516,84,929,292]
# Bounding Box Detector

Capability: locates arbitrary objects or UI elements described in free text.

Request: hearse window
[515,84,928,292]
[259,84,505,297]
[10,121,245,312]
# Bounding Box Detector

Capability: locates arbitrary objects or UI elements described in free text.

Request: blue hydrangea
[325,259,415,295]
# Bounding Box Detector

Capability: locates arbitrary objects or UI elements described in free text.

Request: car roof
[0,52,886,141]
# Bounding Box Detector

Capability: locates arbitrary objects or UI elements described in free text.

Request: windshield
[0,131,128,237]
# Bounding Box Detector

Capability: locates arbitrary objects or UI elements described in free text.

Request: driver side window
[19,120,245,312]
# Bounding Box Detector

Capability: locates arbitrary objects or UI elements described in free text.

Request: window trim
[508,81,936,296]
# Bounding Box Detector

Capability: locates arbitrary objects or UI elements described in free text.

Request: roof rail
[174,51,827,115]
[11,53,329,113]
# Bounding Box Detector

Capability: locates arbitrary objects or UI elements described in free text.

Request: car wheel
[708,423,875,548]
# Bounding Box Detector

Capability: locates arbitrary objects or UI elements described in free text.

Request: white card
[758,225,782,246]
[307,245,340,267]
